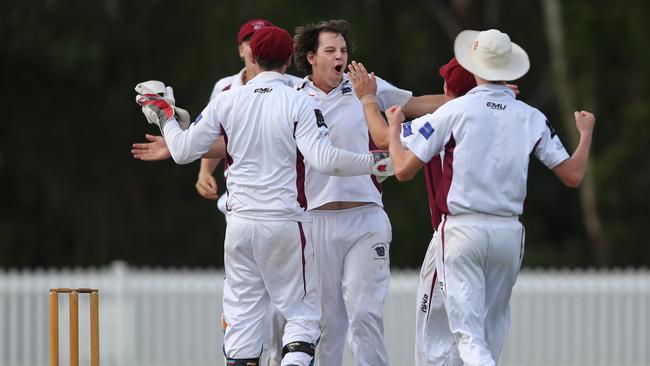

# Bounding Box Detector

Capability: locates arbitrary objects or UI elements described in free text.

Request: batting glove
[370,150,394,183]
[135,80,191,133]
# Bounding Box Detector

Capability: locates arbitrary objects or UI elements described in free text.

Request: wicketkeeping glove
[370,150,394,183]
[134,80,191,133]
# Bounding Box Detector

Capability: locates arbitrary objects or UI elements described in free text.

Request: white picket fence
[1,261,649,366]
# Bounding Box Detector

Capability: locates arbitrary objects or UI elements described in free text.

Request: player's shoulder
[436,93,478,116]
[511,99,547,121]
[214,73,238,90]
[285,73,306,88]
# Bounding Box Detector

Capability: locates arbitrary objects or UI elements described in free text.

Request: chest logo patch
[254,87,273,93]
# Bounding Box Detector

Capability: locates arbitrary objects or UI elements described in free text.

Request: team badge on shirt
[402,122,413,137]
[372,243,387,260]
[418,122,434,140]
[341,80,352,95]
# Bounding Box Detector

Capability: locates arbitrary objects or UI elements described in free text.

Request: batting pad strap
[225,357,259,366]
[282,341,316,358]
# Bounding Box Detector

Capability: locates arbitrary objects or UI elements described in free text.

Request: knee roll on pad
[281,341,316,358]
[225,357,259,366]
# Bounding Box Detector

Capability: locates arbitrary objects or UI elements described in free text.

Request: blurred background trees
[1,0,649,269]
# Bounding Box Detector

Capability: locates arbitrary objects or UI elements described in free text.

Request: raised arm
[551,111,596,187]
[348,61,390,149]
[401,94,448,119]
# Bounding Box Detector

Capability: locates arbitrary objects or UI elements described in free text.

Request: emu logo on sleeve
[254,87,273,93]
[314,109,327,128]
[418,122,434,140]
[545,120,557,138]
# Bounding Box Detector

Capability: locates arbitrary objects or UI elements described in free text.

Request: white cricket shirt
[406,84,570,216]
[163,71,375,221]
[296,74,412,209]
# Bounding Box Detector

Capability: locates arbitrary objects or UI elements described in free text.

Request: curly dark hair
[293,19,356,75]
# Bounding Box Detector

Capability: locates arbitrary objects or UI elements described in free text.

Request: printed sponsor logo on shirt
[545,119,557,138]
[402,122,413,137]
[486,101,506,110]
[314,109,327,128]
[254,87,273,93]
[418,122,434,140]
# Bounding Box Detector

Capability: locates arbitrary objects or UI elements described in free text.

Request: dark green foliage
[1,0,648,268]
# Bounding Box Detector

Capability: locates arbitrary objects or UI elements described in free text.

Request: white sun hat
[454,29,530,81]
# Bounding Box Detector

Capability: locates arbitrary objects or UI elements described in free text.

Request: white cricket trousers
[311,204,392,366]
[435,214,524,366]
[415,231,461,366]
[223,215,321,366]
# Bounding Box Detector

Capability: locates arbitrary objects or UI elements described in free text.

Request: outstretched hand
[348,61,377,101]
[131,134,171,161]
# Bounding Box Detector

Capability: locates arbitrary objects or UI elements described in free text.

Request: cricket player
[383,29,595,366]
[292,20,447,366]
[348,57,477,366]
[131,19,293,365]
[135,26,393,366]
[198,19,303,214]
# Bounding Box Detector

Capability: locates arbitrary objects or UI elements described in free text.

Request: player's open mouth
[334,65,343,73]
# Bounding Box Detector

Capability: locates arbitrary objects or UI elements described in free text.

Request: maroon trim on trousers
[440,215,448,294]
[293,122,307,209]
[297,222,307,300]
[437,134,456,215]
[424,155,443,230]
[369,133,383,193]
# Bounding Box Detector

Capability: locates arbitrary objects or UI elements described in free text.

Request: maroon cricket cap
[438,57,477,97]
[238,19,274,44]
[250,26,294,62]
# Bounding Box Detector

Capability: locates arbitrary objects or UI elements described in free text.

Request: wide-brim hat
[454,29,530,81]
